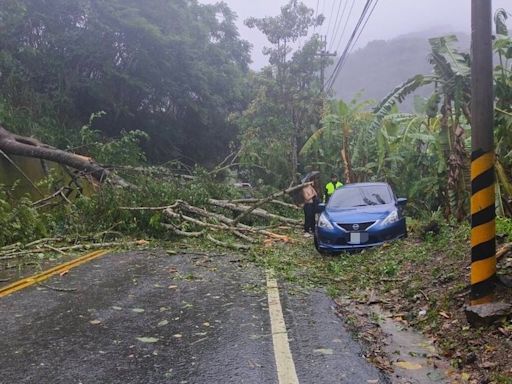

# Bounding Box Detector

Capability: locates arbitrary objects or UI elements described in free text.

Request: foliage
[236,0,326,187]
[0,0,250,165]
[0,167,247,248]
[300,98,374,183]
[494,9,512,216]
[300,97,447,214]
[370,35,477,219]
[0,183,52,245]
[79,112,148,166]
[496,216,512,241]
[255,221,512,381]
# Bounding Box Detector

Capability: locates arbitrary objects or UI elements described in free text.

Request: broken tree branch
[162,223,205,237]
[228,198,300,210]
[0,240,144,261]
[32,187,73,208]
[230,182,311,226]
[175,201,287,239]
[0,125,130,187]
[497,242,512,261]
[206,234,250,250]
[208,199,301,225]
[163,208,258,243]
[0,149,44,196]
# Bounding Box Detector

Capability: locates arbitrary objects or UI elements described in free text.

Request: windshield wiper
[363,197,377,206]
[372,193,386,204]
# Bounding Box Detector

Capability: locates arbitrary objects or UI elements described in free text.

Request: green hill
[331,31,470,111]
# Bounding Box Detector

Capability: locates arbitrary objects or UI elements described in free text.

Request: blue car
[314,182,407,253]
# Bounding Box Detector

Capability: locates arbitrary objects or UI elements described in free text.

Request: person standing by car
[301,171,322,237]
[325,173,343,203]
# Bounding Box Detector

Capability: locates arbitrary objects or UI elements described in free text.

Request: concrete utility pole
[317,35,337,92]
[469,0,496,306]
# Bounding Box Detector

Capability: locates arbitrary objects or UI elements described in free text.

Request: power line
[325,0,337,38]
[350,0,379,57]
[332,0,356,56]
[328,0,349,52]
[326,0,372,87]
[337,0,379,79]
[325,0,377,92]
[327,0,343,48]
[330,0,379,90]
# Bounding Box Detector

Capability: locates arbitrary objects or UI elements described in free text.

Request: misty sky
[200,0,511,69]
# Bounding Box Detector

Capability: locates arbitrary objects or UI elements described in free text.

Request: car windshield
[328,185,393,208]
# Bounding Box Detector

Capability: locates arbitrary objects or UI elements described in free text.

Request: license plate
[349,232,368,244]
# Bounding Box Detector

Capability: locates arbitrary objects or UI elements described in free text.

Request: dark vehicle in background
[314,182,407,253]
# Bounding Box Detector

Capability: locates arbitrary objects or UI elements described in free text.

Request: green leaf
[136,337,159,343]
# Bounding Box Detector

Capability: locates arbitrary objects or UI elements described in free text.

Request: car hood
[325,203,395,223]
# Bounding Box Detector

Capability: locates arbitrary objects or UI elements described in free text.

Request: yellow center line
[266,271,300,384]
[0,249,111,298]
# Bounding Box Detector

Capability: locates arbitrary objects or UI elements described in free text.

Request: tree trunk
[208,199,301,225]
[340,131,352,184]
[291,133,298,183]
[0,125,129,187]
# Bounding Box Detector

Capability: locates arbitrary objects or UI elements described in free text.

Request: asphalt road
[0,250,385,384]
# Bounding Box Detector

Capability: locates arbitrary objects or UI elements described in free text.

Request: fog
[200,0,510,69]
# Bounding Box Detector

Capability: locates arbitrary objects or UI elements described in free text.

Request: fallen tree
[0,125,129,187]
[119,183,308,249]
[208,199,301,225]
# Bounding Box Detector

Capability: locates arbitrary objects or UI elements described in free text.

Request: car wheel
[314,236,328,255]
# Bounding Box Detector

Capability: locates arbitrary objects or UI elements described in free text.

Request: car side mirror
[396,198,407,206]
[317,203,326,213]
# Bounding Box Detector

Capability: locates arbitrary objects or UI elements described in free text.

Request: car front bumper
[315,218,406,251]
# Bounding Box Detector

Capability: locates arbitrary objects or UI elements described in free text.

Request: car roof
[341,182,390,188]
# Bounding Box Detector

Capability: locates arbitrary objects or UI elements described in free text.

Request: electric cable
[325,0,336,38]
[332,0,356,55]
[332,0,380,86]
[327,0,343,49]
[324,0,374,91]
[328,0,349,52]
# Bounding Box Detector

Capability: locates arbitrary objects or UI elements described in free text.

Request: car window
[328,185,393,208]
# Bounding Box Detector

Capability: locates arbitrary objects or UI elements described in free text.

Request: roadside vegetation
[0,1,511,383]
[254,216,512,383]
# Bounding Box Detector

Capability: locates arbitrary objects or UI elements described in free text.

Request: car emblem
[352,223,360,231]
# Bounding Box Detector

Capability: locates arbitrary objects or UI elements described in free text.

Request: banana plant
[494,8,512,216]
[299,98,373,183]
[372,35,472,220]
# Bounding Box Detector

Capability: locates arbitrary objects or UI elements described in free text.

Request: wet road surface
[0,250,384,383]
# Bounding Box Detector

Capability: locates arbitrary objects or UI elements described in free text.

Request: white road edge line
[266,271,300,384]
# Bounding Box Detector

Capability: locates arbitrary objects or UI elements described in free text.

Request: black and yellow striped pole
[470,0,496,305]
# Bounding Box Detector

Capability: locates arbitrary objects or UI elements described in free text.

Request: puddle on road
[372,306,453,384]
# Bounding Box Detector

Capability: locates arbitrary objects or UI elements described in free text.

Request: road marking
[0,249,110,298]
[266,271,299,384]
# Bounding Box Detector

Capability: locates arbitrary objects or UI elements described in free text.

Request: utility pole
[469,0,496,306]
[317,35,337,92]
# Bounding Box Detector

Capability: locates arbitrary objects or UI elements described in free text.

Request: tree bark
[291,133,299,184]
[208,199,301,225]
[230,181,312,226]
[0,125,129,187]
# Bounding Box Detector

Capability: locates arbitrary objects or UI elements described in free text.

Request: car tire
[314,236,328,255]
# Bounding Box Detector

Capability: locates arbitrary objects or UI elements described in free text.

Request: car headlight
[318,213,334,230]
[382,210,399,225]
